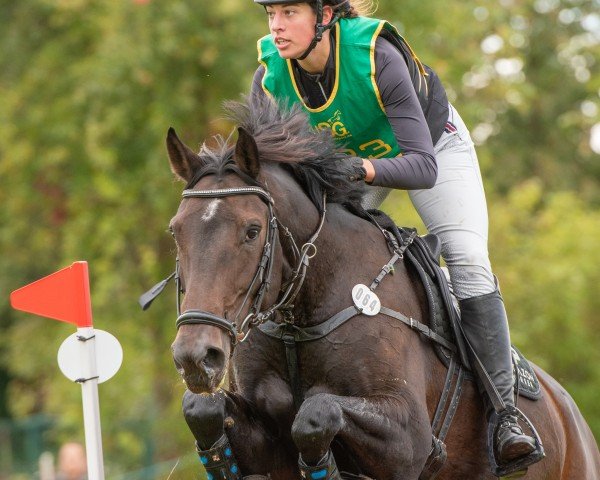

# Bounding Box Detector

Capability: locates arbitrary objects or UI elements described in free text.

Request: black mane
[195,95,366,212]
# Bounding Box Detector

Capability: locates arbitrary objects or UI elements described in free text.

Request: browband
[182,187,274,205]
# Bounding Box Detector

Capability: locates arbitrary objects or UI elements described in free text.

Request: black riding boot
[459,291,538,466]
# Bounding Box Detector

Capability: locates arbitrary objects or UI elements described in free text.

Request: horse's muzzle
[172,340,227,393]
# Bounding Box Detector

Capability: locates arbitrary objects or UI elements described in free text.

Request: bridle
[140,182,327,353]
[176,185,279,348]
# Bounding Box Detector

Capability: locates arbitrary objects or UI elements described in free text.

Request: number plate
[351,284,381,316]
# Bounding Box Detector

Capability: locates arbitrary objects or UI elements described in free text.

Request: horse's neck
[280,198,449,413]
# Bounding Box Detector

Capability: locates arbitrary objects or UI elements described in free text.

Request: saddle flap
[422,234,442,263]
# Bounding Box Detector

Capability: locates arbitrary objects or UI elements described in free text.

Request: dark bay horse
[165,97,599,479]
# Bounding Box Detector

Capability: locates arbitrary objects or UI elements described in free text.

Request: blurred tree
[496,183,600,431]
[380,0,599,199]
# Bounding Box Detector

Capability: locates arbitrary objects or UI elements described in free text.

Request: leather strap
[438,368,465,441]
[176,310,238,346]
[282,333,304,410]
[258,306,358,342]
[379,307,456,353]
[405,241,507,414]
[431,356,459,435]
[259,305,456,353]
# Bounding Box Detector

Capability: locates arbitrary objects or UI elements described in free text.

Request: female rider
[247,0,543,477]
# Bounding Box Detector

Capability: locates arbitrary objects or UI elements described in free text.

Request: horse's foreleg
[292,393,431,480]
[183,389,297,479]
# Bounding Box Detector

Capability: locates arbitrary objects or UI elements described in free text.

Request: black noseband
[176,310,238,345]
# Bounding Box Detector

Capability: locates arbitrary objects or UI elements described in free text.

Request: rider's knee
[446,264,496,300]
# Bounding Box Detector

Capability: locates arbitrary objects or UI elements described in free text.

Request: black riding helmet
[254,0,351,59]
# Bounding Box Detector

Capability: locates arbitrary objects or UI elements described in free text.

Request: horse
[163,96,599,479]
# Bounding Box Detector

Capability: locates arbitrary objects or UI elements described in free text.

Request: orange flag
[10,261,93,327]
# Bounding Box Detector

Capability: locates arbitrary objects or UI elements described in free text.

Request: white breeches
[408,104,496,300]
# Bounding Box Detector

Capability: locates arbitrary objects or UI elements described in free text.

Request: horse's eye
[246,226,261,242]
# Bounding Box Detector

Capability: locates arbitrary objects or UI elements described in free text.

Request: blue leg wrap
[298,450,341,480]
[196,434,242,480]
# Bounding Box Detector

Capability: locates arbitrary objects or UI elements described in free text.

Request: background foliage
[0,0,598,477]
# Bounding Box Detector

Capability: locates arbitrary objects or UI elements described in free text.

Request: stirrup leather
[487,406,545,478]
[299,450,341,480]
[196,434,243,480]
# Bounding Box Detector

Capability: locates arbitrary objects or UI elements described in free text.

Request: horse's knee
[292,393,344,462]
[182,390,227,449]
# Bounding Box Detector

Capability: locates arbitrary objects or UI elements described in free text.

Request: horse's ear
[234,127,260,178]
[166,127,204,183]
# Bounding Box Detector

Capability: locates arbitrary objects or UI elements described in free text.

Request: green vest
[258,17,413,159]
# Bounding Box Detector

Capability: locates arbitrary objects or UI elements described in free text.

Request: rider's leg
[408,103,540,465]
[459,291,536,461]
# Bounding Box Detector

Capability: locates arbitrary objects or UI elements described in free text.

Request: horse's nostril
[202,347,225,372]
[172,342,226,388]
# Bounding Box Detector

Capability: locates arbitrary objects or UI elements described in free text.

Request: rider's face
[265,3,317,59]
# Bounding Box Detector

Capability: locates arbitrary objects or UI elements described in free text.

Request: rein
[251,197,326,326]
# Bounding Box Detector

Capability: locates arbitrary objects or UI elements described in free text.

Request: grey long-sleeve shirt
[251,35,443,190]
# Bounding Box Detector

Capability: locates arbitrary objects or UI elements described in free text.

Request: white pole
[77,326,105,480]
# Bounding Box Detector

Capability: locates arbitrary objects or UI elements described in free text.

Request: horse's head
[165,97,368,394]
[168,125,284,393]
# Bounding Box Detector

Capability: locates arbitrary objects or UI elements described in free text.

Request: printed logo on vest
[315,110,353,140]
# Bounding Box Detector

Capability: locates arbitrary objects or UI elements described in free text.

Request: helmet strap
[296,0,341,61]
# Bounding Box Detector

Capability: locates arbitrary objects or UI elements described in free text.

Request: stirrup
[487,406,545,478]
[299,450,341,480]
[196,434,243,480]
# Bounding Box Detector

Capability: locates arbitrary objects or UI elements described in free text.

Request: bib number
[352,284,381,316]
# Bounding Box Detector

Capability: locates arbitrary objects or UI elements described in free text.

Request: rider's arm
[368,36,437,190]
[250,40,438,190]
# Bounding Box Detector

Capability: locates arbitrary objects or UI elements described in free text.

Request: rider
[249,0,542,476]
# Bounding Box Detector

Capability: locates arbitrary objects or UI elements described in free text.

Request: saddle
[407,229,542,402]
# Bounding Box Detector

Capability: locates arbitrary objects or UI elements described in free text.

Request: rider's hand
[339,156,367,182]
